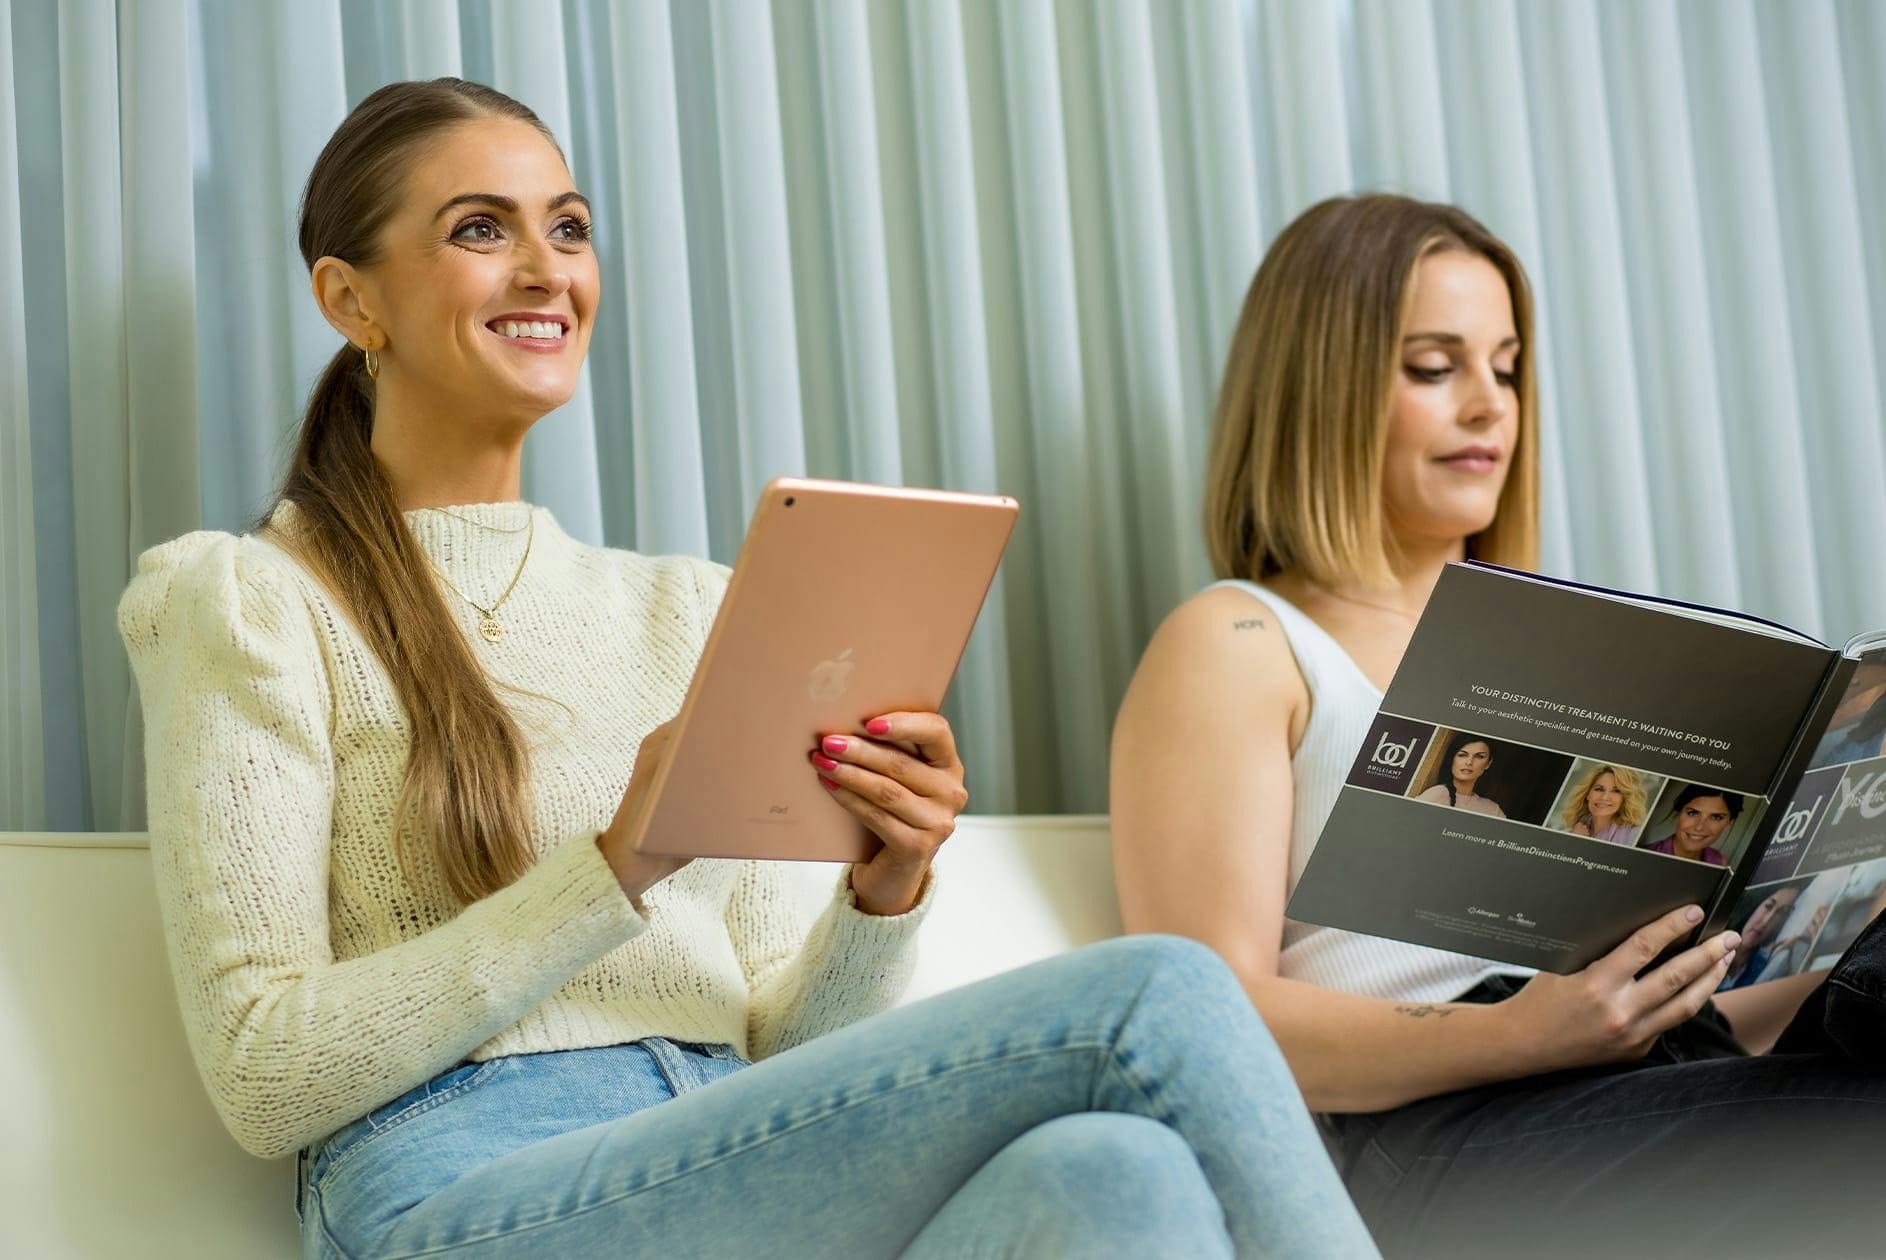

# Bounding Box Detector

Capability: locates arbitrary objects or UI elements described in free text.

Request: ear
[311,256,385,350]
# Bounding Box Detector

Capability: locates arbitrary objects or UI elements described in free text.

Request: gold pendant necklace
[423,514,534,644]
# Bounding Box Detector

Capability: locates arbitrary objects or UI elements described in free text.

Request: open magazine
[1285,561,1886,988]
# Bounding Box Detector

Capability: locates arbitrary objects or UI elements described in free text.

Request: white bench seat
[0,817,1117,1258]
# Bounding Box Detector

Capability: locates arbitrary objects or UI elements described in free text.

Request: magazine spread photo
[1285,561,1886,985]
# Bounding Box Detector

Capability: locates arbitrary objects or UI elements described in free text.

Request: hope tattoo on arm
[1394,1004,1456,1019]
[1232,617,1267,631]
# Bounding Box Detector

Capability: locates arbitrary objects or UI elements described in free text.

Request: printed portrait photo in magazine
[1543,760,1666,849]
[1635,780,1765,869]
[1405,728,1573,826]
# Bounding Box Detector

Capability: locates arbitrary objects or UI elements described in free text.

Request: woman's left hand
[810,712,968,916]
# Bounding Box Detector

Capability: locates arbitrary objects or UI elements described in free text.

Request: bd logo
[1371,732,1417,769]
[1773,795,1823,846]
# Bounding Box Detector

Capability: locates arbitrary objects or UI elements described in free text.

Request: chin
[506,377,579,415]
[1413,512,1502,552]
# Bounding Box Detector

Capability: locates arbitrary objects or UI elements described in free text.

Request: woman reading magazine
[117,79,1371,1259]
[1110,193,1886,1258]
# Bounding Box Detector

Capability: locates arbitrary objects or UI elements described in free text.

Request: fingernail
[866,718,892,736]
[812,753,839,771]
[1721,931,1741,950]
[1684,905,1704,923]
[822,735,848,755]
[820,776,838,790]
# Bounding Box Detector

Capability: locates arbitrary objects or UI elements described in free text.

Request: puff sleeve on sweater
[117,533,648,1159]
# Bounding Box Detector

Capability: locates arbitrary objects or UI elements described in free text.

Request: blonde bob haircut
[1205,194,1540,588]
[1560,763,1651,831]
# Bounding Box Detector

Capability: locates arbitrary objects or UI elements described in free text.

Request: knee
[1085,934,1289,1064]
[1098,933,1244,1001]
[1007,1112,1201,1188]
[999,1115,1227,1242]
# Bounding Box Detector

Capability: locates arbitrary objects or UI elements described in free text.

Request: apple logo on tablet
[809,649,855,702]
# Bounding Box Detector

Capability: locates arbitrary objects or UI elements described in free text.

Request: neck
[368,384,531,510]
[1319,536,1463,622]
[1453,779,1476,796]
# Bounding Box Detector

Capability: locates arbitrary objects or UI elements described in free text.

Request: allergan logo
[1371,732,1418,769]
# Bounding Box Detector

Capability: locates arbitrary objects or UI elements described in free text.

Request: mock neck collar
[266,497,577,592]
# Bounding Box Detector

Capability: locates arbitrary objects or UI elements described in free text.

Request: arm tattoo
[1393,1004,1456,1019]
[1232,617,1267,631]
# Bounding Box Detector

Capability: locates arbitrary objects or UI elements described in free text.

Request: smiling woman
[307,120,599,481]
[114,78,1374,1260]
[282,79,601,904]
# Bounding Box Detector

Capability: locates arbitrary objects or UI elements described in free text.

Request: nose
[513,237,572,300]
[1460,362,1510,430]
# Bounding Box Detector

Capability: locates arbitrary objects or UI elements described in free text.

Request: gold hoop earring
[363,348,380,379]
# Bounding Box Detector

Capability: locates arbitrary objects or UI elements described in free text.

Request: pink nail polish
[866,718,891,736]
[822,735,848,755]
[820,776,839,790]
[812,753,839,771]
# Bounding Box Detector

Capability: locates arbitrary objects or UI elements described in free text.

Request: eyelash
[449,214,593,247]
[1407,365,1520,388]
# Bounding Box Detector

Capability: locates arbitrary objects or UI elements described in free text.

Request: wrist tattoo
[1394,1004,1456,1019]
[1232,618,1267,631]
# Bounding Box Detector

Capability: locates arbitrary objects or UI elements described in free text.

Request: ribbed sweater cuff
[827,863,937,949]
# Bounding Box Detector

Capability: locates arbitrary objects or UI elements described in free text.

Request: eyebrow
[1403,331,1521,350]
[432,191,591,221]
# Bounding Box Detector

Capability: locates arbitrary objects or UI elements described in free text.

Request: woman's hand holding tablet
[595,719,695,904]
[810,710,970,916]
[622,478,1017,875]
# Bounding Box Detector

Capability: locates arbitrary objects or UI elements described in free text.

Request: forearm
[737,864,933,1058]
[1248,973,1536,1113]
[1711,968,1829,1055]
[180,832,644,1158]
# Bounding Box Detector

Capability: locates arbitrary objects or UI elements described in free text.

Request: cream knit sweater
[117,499,932,1161]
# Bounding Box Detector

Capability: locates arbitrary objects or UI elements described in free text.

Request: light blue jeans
[298,936,1376,1258]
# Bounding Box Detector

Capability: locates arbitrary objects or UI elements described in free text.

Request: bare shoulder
[1135,585,1306,705]
[1116,584,1309,751]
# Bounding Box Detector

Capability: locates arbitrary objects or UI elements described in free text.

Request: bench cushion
[0,817,1116,1258]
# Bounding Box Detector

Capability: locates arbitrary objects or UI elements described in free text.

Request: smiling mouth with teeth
[489,319,567,340]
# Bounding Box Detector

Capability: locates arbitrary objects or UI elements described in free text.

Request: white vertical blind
[1600,0,1741,606]
[608,0,712,558]
[1752,0,1886,643]
[6,0,1884,831]
[1676,0,1823,623]
[1519,1,1658,594]
[58,0,134,831]
[0,0,44,829]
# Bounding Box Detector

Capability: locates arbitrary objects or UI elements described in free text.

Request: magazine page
[1715,650,1886,990]
[1284,563,1836,973]
[1463,560,1826,647]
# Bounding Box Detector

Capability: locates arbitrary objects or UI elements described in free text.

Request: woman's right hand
[1499,904,1740,1073]
[596,720,694,904]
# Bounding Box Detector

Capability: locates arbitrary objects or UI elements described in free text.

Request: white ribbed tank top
[1215,580,1533,1003]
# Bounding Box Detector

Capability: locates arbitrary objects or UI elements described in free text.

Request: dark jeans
[1327,908,1886,1260]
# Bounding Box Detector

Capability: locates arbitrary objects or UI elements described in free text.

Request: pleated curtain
[5,0,1884,833]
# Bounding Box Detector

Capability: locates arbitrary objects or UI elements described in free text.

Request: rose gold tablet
[624,477,1019,862]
